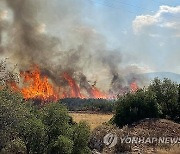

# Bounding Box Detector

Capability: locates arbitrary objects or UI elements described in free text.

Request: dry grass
[69,112,113,130]
[157,145,180,154]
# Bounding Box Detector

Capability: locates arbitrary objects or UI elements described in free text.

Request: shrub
[18,118,47,154]
[1,138,27,154]
[148,78,180,122]
[51,135,73,154]
[113,89,159,127]
[0,89,91,154]
[40,103,72,141]
[113,78,180,127]
[72,121,91,154]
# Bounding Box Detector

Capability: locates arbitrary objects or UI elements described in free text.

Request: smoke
[0,0,147,95]
[0,10,8,53]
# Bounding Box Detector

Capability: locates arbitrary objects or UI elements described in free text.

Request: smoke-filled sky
[43,0,180,74]
[0,0,180,91]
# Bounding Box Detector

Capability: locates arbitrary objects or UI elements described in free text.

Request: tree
[0,89,91,154]
[113,89,159,127]
[51,135,73,154]
[1,138,27,154]
[40,103,91,154]
[148,78,179,122]
[18,118,47,154]
[40,103,73,143]
[0,88,47,154]
[113,78,180,128]
[72,121,91,154]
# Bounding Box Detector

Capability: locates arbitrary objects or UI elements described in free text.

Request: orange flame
[130,81,138,92]
[63,72,84,98]
[13,66,58,101]
[90,86,109,99]
[9,65,122,102]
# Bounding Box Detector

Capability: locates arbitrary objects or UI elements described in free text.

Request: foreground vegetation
[0,88,91,154]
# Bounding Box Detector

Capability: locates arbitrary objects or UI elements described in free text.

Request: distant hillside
[142,72,180,83]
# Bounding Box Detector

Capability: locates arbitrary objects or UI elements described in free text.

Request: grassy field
[69,112,113,130]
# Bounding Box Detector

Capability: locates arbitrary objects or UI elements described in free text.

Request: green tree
[0,88,91,154]
[51,135,73,154]
[0,88,47,154]
[41,103,91,154]
[72,121,91,154]
[18,118,47,154]
[1,138,27,154]
[148,78,179,122]
[113,89,159,127]
[40,103,73,142]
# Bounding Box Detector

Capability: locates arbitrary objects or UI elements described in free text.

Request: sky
[83,0,180,74]
[0,0,180,74]
[45,0,180,74]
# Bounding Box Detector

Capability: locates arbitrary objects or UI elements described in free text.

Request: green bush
[148,78,180,122]
[113,78,180,127]
[18,118,47,154]
[0,89,47,154]
[113,89,159,127]
[1,138,27,154]
[0,88,91,154]
[41,103,72,141]
[72,121,91,154]
[51,135,73,154]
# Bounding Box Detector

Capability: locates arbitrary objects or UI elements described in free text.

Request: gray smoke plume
[0,0,147,96]
[0,10,8,54]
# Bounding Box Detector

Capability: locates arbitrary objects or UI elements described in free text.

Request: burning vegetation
[9,65,138,102]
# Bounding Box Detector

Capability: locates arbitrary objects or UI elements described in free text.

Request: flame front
[9,65,139,102]
[130,81,138,92]
[63,72,84,98]
[19,66,58,101]
[90,86,108,99]
[10,66,110,102]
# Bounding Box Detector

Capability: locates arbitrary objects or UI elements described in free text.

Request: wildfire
[16,66,58,101]
[130,81,138,92]
[63,72,84,98]
[10,65,110,102]
[90,86,109,99]
[9,65,139,102]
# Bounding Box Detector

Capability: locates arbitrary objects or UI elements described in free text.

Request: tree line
[61,98,115,113]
